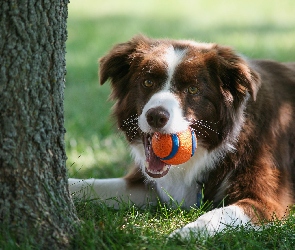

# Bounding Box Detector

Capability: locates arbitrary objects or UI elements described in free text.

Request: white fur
[138,91,189,134]
[169,205,252,239]
[163,46,186,90]
[138,46,188,134]
[68,178,157,208]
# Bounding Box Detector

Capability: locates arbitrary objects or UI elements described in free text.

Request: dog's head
[100,35,260,178]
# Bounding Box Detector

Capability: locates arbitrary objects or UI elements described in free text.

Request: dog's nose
[146,107,170,129]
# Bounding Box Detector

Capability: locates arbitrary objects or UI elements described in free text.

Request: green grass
[70,199,295,250]
[64,0,295,249]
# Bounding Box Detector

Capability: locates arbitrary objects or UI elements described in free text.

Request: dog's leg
[68,178,157,209]
[169,205,254,239]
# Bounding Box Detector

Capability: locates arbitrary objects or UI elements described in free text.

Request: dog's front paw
[169,220,211,241]
[169,227,203,241]
[169,205,252,241]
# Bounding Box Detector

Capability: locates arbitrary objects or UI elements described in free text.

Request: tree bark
[0,0,78,248]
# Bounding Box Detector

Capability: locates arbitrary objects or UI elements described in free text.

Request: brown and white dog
[69,35,295,239]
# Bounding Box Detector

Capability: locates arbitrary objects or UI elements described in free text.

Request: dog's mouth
[143,134,170,178]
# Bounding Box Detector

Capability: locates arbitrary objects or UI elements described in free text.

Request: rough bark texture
[0,0,78,248]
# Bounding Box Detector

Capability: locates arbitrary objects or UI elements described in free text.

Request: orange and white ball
[151,128,197,165]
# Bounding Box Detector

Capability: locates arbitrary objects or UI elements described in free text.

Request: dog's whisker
[189,119,220,136]
[119,115,141,142]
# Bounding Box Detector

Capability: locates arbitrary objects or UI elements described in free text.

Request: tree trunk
[0,0,78,248]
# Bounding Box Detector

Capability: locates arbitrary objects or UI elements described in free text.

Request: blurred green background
[65,0,295,179]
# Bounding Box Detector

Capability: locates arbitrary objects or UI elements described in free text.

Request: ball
[151,128,197,165]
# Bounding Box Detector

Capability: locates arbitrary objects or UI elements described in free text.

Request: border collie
[69,35,295,239]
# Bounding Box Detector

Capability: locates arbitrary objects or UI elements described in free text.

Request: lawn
[65,0,295,249]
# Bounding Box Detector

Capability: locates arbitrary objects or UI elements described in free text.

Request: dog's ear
[99,35,150,86]
[216,45,261,103]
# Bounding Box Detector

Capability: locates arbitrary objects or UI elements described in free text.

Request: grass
[63,0,295,249]
[69,199,295,250]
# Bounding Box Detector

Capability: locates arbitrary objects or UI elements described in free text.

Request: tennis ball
[151,128,197,165]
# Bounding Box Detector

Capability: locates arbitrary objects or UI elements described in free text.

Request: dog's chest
[154,171,201,208]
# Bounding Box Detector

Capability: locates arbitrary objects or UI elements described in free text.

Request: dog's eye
[188,86,199,94]
[143,79,154,88]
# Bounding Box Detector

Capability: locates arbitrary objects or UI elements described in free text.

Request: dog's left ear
[99,42,134,86]
[99,35,150,86]
[216,45,261,102]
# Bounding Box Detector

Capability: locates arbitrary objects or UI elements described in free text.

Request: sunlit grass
[66,133,132,178]
[69,199,295,249]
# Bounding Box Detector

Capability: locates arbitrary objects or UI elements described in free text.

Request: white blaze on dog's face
[99,35,260,181]
[138,91,188,133]
[138,47,189,134]
[136,47,193,179]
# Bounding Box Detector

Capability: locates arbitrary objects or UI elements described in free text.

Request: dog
[69,35,295,239]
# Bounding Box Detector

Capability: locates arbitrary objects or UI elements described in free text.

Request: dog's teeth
[145,164,170,175]
[162,165,170,172]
